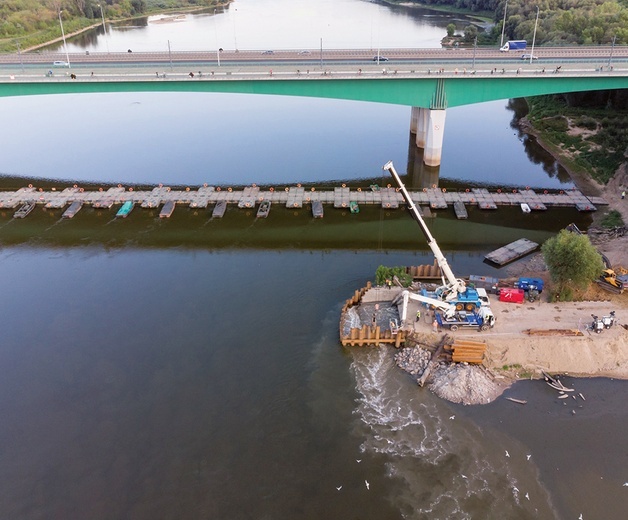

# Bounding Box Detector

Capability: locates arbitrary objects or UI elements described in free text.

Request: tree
[446,23,456,37]
[463,24,478,42]
[541,229,604,298]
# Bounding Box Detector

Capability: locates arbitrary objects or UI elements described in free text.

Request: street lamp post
[530,6,539,65]
[97,3,110,54]
[16,40,24,73]
[214,9,221,67]
[500,0,508,48]
[320,38,323,69]
[58,10,71,68]
[232,8,238,52]
[607,35,616,68]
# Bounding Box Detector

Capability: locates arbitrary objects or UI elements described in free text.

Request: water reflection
[406,136,441,189]
[506,99,573,184]
[49,0,473,53]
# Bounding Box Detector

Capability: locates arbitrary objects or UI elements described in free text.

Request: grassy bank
[525,95,628,185]
[0,1,226,53]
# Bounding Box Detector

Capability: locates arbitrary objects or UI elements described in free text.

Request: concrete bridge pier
[410,107,429,148]
[423,109,446,167]
[410,107,446,167]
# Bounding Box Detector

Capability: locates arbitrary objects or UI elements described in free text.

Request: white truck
[500,40,527,52]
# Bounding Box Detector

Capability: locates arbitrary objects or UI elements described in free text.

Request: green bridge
[1,71,625,108]
[1,58,626,165]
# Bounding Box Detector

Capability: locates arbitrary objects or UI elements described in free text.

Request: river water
[0,1,626,519]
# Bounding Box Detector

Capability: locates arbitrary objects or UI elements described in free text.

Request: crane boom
[383,160,467,299]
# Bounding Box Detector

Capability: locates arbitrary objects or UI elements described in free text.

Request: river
[0,1,626,519]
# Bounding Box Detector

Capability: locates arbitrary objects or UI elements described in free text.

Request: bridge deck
[0,185,606,215]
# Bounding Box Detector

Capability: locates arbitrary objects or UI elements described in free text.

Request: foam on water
[349,347,558,519]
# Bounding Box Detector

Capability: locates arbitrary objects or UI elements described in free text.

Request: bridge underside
[1,74,625,167]
[0,75,625,108]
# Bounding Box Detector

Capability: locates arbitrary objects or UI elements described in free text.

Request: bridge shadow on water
[0,196,592,252]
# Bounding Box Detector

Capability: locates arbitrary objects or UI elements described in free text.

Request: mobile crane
[395,289,495,331]
[383,161,484,311]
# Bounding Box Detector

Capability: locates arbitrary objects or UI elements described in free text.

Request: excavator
[599,267,628,294]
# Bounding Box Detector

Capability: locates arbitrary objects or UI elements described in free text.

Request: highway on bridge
[1,46,626,111]
[1,45,627,70]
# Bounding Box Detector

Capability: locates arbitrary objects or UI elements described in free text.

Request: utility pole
[607,35,616,68]
[530,6,539,65]
[16,40,24,73]
[500,0,508,48]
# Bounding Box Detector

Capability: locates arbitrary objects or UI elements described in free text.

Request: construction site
[339,162,628,405]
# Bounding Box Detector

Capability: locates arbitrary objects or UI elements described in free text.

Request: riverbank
[394,296,627,404]
[11,1,232,54]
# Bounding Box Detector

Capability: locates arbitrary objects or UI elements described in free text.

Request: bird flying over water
[525,492,530,500]
[356,459,361,463]
[449,415,455,420]
[336,486,342,491]
[526,454,531,461]
[505,450,510,458]
[365,480,370,490]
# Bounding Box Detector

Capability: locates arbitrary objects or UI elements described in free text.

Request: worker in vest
[416,310,421,322]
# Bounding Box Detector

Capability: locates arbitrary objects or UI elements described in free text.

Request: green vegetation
[600,209,625,228]
[375,266,413,287]
[526,94,628,184]
[0,0,219,52]
[396,1,627,45]
[542,229,605,300]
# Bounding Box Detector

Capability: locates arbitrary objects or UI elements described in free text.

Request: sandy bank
[483,298,628,379]
[365,283,627,404]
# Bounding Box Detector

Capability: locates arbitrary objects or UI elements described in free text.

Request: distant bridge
[1,47,626,165]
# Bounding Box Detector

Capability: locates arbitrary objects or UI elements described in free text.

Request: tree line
[406,0,627,45]
[0,1,219,50]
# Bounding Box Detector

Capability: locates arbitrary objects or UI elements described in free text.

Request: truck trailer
[500,40,527,51]
[435,308,495,332]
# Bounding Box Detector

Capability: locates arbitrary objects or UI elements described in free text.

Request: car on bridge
[372,56,389,62]
[261,50,274,55]
[53,61,70,67]
[521,54,538,60]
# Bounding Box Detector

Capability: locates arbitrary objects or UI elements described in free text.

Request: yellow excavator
[599,267,628,294]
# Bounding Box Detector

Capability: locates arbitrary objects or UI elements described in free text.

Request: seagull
[449,415,455,420]
[525,492,530,500]
[365,480,370,490]
[505,450,510,458]
[513,486,519,493]
[579,514,583,520]
[527,454,532,461]
[336,486,342,491]
[461,475,467,479]
[623,482,628,487]
[356,459,362,463]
